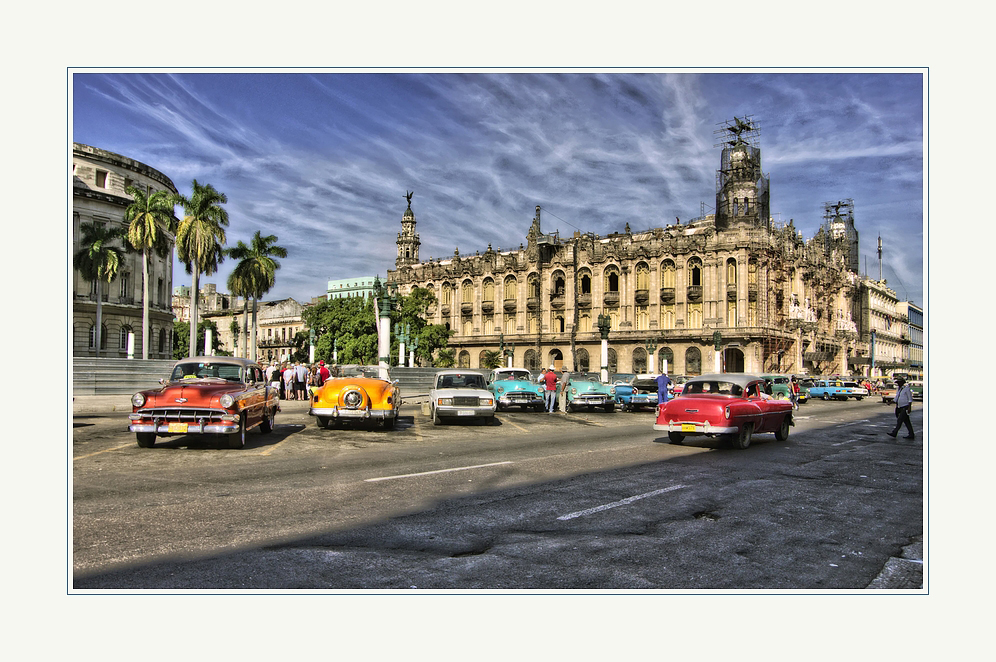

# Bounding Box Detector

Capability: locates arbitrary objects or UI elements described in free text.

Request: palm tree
[175,180,228,358]
[227,231,287,361]
[226,260,252,357]
[74,221,126,357]
[124,185,177,359]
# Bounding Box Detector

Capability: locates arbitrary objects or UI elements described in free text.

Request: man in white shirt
[886,377,915,439]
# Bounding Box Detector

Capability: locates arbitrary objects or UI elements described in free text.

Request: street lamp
[643,334,662,374]
[372,275,399,380]
[398,322,410,367]
[499,333,515,368]
[597,314,611,382]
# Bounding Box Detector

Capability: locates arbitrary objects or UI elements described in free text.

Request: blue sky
[72,71,924,305]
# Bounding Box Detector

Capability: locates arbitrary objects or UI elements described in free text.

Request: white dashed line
[557,484,686,520]
[365,461,513,482]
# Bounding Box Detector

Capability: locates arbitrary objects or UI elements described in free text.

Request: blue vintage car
[807,378,866,401]
[613,375,660,412]
[487,367,545,411]
[565,373,615,413]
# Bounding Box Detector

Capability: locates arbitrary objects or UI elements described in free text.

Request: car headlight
[496,386,504,394]
[725,406,731,419]
[220,394,235,408]
[438,397,453,405]
[481,398,494,406]
[571,388,577,395]
[131,392,146,408]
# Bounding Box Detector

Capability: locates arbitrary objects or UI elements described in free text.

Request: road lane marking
[257,436,294,456]
[74,442,135,460]
[499,417,530,433]
[365,461,513,482]
[557,484,686,520]
[832,439,858,446]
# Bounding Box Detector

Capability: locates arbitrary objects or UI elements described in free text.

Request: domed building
[72,143,178,358]
[388,117,865,377]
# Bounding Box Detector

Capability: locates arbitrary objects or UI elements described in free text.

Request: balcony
[686,285,702,303]
[503,299,517,313]
[603,291,620,307]
[634,289,649,305]
[440,304,451,316]
[727,284,737,302]
[659,288,675,305]
[550,295,566,310]
[481,300,494,314]
[461,302,474,315]
[577,293,592,308]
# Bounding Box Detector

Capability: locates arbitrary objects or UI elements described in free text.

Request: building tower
[823,199,860,274]
[396,190,421,268]
[714,116,770,232]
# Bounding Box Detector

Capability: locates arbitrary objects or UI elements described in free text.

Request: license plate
[457,410,475,416]
[681,423,696,432]
[167,422,188,433]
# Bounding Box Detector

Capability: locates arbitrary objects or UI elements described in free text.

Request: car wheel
[228,415,247,449]
[382,416,395,429]
[260,407,275,434]
[604,403,615,413]
[136,433,156,448]
[432,407,442,425]
[566,402,574,413]
[733,423,753,450]
[855,396,863,401]
[316,416,329,429]
[775,416,790,441]
[822,392,831,401]
[667,432,684,444]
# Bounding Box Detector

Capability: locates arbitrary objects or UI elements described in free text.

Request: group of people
[261,360,336,400]
[534,367,676,414]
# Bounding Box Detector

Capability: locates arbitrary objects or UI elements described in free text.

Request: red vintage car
[129,356,280,449]
[653,373,793,449]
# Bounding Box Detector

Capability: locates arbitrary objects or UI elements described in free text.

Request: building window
[688,258,702,287]
[661,305,675,330]
[635,263,650,290]
[119,325,133,350]
[554,315,565,333]
[527,313,539,334]
[159,328,167,353]
[483,316,494,335]
[95,169,108,188]
[728,301,738,327]
[483,279,495,302]
[462,279,474,303]
[685,347,702,375]
[528,274,540,299]
[658,347,674,374]
[636,306,649,330]
[579,314,591,333]
[458,350,471,369]
[580,273,591,295]
[89,324,108,350]
[661,260,675,288]
[727,258,737,284]
[462,318,473,336]
[607,348,617,373]
[442,283,453,306]
[605,267,620,292]
[503,276,517,302]
[504,314,516,335]
[552,274,566,296]
[633,347,648,374]
[608,310,619,330]
[688,303,703,328]
[575,348,590,372]
[119,272,130,299]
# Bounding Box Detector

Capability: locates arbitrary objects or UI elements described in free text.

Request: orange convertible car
[309,366,401,429]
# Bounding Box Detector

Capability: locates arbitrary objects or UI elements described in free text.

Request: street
[72,396,924,590]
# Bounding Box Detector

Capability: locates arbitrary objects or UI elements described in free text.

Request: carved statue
[405,190,413,208]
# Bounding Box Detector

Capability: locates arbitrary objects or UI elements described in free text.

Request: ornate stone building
[388,118,867,377]
[72,143,178,358]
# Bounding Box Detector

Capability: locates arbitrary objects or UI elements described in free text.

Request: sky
[71,71,925,307]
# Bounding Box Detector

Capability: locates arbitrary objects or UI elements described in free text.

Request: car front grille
[453,397,480,406]
[136,407,227,423]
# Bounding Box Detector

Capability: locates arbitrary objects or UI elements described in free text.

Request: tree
[74,221,126,357]
[302,296,379,365]
[227,231,287,361]
[481,350,504,369]
[390,286,452,366]
[175,180,228,358]
[172,318,224,360]
[226,268,251,358]
[124,185,177,359]
[434,348,455,368]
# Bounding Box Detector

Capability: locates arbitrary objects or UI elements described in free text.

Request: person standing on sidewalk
[790,375,800,410]
[543,366,558,413]
[887,377,915,439]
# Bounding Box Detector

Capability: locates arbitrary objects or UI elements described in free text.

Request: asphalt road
[71,395,924,591]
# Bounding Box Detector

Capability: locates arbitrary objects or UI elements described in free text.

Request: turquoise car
[565,373,615,413]
[808,378,864,401]
[487,367,545,411]
[613,375,660,412]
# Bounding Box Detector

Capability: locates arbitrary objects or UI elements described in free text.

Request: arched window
[580,273,592,294]
[483,278,495,302]
[462,279,474,303]
[607,348,617,374]
[504,313,516,335]
[462,318,473,336]
[89,324,108,350]
[503,275,517,301]
[527,313,539,334]
[159,328,167,353]
[605,266,620,292]
[441,282,453,306]
[688,303,703,328]
[687,257,702,287]
[636,307,649,330]
[575,348,590,372]
[119,325,133,350]
[483,316,494,335]
[527,274,540,299]
[523,349,538,370]
[660,260,675,288]
[579,314,591,333]
[685,347,702,375]
[635,263,650,290]
[552,273,566,296]
[633,347,648,374]
[458,350,471,368]
[661,306,675,330]
[658,347,674,374]
[554,315,565,333]
[726,258,737,284]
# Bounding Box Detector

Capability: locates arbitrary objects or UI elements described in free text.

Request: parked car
[909,380,924,401]
[841,381,868,400]
[760,374,793,400]
[565,373,615,412]
[808,378,862,401]
[654,373,794,449]
[309,364,400,429]
[613,375,660,411]
[430,370,496,425]
[668,375,690,397]
[487,367,545,411]
[128,356,280,449]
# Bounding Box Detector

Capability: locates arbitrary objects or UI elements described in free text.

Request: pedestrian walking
[559,368,571,412]
[656,370,672,409]
[790,375,800,410]
[542,365,558,413]
[886,376,915,439]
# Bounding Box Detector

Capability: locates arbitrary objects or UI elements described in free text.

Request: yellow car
[309,366,401,429]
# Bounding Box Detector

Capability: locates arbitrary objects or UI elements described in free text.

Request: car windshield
[437,373,486,389]
[571,373,603,383]
[171,362,243,382]
[495,371,530,381]
[684,380,743,396]
[632,379,658,390]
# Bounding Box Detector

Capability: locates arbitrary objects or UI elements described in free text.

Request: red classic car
[653,373,794,449]
[129,356,280,449]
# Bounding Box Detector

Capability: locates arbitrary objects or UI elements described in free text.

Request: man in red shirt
[543,365,558,413]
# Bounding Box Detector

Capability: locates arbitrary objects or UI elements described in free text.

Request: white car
[430,370,497,425]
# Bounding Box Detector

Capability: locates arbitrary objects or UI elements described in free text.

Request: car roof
[177,356,256,367]
[688,373,763,388]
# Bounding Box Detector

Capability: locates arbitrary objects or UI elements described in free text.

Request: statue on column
[405,190,413,209]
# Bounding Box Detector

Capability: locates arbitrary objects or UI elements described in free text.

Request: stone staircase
[73,357,177,396]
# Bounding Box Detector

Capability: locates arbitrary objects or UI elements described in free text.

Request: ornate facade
[388,118,869,377]
[72,143,178,358]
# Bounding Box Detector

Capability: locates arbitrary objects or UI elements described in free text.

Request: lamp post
[309,328,315,364]
[713,330,723,373]
[499,333,515,368]
[333,337,338,365]
[398,322,409,367]
[409,336,419,368]
[643,335,661,375]
[597,314,611,382]
[372,276,398,380]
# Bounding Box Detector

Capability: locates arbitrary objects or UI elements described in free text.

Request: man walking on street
[887,376,915,439]
[656,370,672,408]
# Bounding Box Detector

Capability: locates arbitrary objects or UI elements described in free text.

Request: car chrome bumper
[129,422,238,435]
[435,406,496,418]
[497,395,543,405]
[653,420,737,435]
[309,406,396,419]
